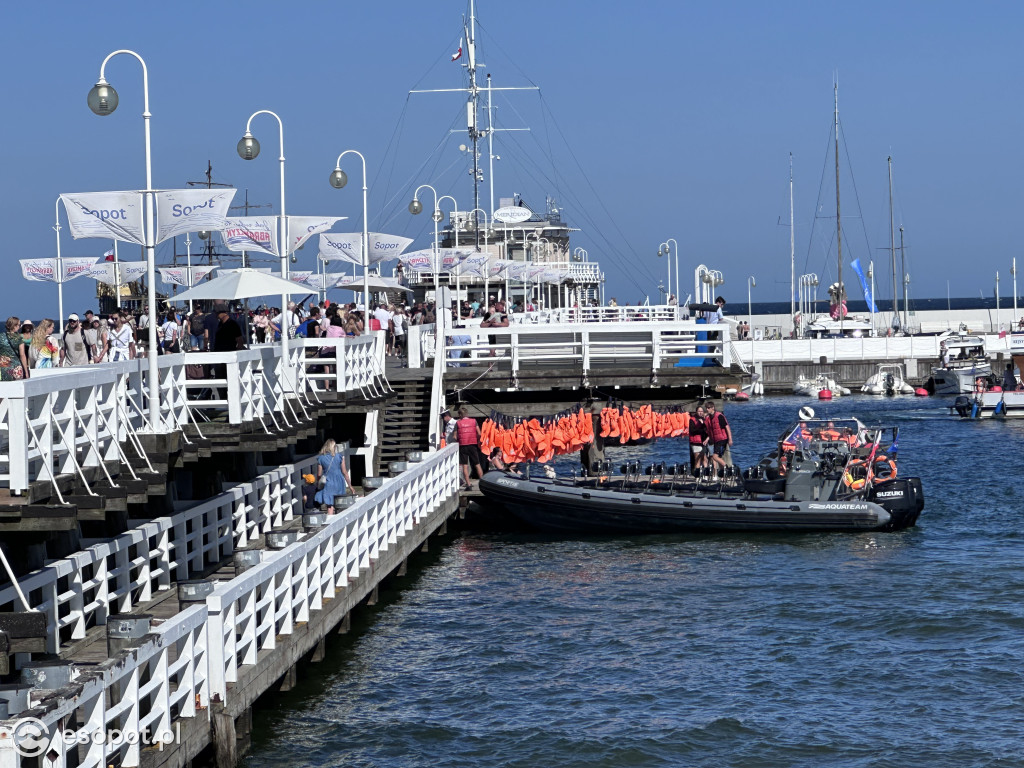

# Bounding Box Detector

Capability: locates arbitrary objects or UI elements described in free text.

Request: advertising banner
[155,188,235,243]
[60,191,146,244]
[221,217,278,256]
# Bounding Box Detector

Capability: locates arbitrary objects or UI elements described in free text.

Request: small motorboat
[479,410,924,534]
[931,333,992,395]
[794,372,850,398]
[862,364,915,396]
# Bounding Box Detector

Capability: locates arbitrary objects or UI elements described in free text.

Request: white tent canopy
[338,274,413,294]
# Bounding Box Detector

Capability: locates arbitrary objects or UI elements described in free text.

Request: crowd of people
[0,298,446,381]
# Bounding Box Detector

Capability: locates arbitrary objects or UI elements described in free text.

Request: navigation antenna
[410,0,537,245]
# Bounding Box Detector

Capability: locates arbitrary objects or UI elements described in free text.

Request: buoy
[733,391,750,402]
[991,385,1003,393]
[818,389,833,401]
[798,406,816,421]
[914,387,929,397]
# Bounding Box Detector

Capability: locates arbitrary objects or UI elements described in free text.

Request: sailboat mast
[790,153,795,326]
[487,73,495,218]
[888,156,898,328]
[900,225,908,329]
[467,0,481,246]
[834,81,843,332]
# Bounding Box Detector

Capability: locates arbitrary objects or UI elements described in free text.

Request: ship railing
[205,445,459,700]
[738,333,1011,363]
[432,322,729,374]
[0,457,315,654]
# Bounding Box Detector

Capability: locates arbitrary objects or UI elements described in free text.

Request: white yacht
[931,334,991,395]
[862,364,915,396]
[794,372,850,398]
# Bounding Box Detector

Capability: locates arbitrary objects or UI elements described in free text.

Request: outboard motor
[868,478,925,529]
[884,372,895,396]
[953,395,972,418]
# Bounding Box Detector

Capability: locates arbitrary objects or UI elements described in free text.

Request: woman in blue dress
[314,438,352,513]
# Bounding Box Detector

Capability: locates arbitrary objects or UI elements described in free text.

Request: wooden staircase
[379,371,432,475]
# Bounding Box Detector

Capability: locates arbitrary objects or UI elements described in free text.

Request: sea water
[246,396,1024,768]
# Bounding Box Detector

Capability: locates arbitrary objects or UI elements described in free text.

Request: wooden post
[212,710,237,768]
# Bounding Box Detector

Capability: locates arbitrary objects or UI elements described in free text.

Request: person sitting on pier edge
[315,438,352,514]
[703,400,733,474]
[301,473,319,511]
[455,408,485,490]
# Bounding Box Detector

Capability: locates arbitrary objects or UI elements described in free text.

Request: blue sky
[2,0,1022,318]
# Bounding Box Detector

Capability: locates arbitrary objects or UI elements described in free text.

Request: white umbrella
[171,267,314,302]
[339,274,413,294]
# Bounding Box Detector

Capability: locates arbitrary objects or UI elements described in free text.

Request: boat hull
[479,472,914,534]
[932,365,991,395]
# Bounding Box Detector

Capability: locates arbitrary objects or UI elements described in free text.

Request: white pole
[1014,257,1018,326]
[54,199,64,334]
[996,271,1000,332]
[113,240,121,309]
[185,234,193,313]
[869,260,875,335]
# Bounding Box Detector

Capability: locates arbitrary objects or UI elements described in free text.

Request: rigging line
[495,118,657,291]
[837,120,874,267]
[800,116,837,278]
[536,95,651,274]
[374,104,466,228]
[475,21,544,90]
[374,95,412,231]
[378,153,465,234]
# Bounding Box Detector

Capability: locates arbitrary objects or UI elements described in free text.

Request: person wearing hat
[59,314,91,367]
[212,304,244,352]
[440,409,456,445]
[301,473,319,510]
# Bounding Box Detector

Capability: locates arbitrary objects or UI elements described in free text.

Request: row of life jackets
[480,407,596,465]
[599,405,691,445]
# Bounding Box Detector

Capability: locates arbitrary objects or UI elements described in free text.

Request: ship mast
[888,156,898,329]
[834,80,843,333]
[790,153,795,327]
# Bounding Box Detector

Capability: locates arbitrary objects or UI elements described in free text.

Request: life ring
[842,459,868,491]
[870,456,897,483]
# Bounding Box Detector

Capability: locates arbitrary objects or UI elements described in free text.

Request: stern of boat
[867,478,924,530]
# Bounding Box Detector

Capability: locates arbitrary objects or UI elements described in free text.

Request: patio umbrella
[338,274,413,295]
[171,268,313,302]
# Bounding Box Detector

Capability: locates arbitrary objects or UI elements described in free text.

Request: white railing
[0,337,387,492]
[294,333,385,396]
[205,444,458,699]
[416,321,730,374]
[512,304,679,324]
[1,604,210,768]
[0,457,315,653]
[406,323,436,368]
[0,447,459,768]
[737,333,1012,364]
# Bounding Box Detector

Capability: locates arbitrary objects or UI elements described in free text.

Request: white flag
[155,188,236,244]
[20,258,58,282]
[221,217,278,256]
[305,274,347,290]
[158,268,189,286]
[366,233,414,264]
[490,260,514,278]
[527,265,547,281]
[287,216,345,254]
[87,261,148,285]
[191,266,216,284]
[60,191,146,245]
[453,252,490,278]
[319,232,414,265]
[506,262,530,281]
[63,257,100,282]
[398,250,435,272]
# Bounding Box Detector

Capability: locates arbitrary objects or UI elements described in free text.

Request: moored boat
[930,333,991,394]
[794,372,850,398]
[479,411,924,534]
[862,363,915,395]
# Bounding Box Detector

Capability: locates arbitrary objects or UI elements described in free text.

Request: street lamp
[238,110,292,392]
[659,238,680,306]
[88,49,161,430]
[747,275,756,329]
[409,184,441,298]
[657,244,671,304]
[329,150,370,310]
[438,195,460,306]
[467,207,491,302]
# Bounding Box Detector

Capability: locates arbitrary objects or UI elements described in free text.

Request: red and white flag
[451,37,463,61]
[103,249,115,262]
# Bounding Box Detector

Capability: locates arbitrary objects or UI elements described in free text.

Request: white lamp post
[467,207,490,303]
[438,195,459,308]
[329,150,370,310]
[409,184,441,299]
[658,238,680,309]
[238,110,292,392]
[747,275,756,329]
[1013,257,1018,326]
[88,49,161,430]
[657,244,671,305]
